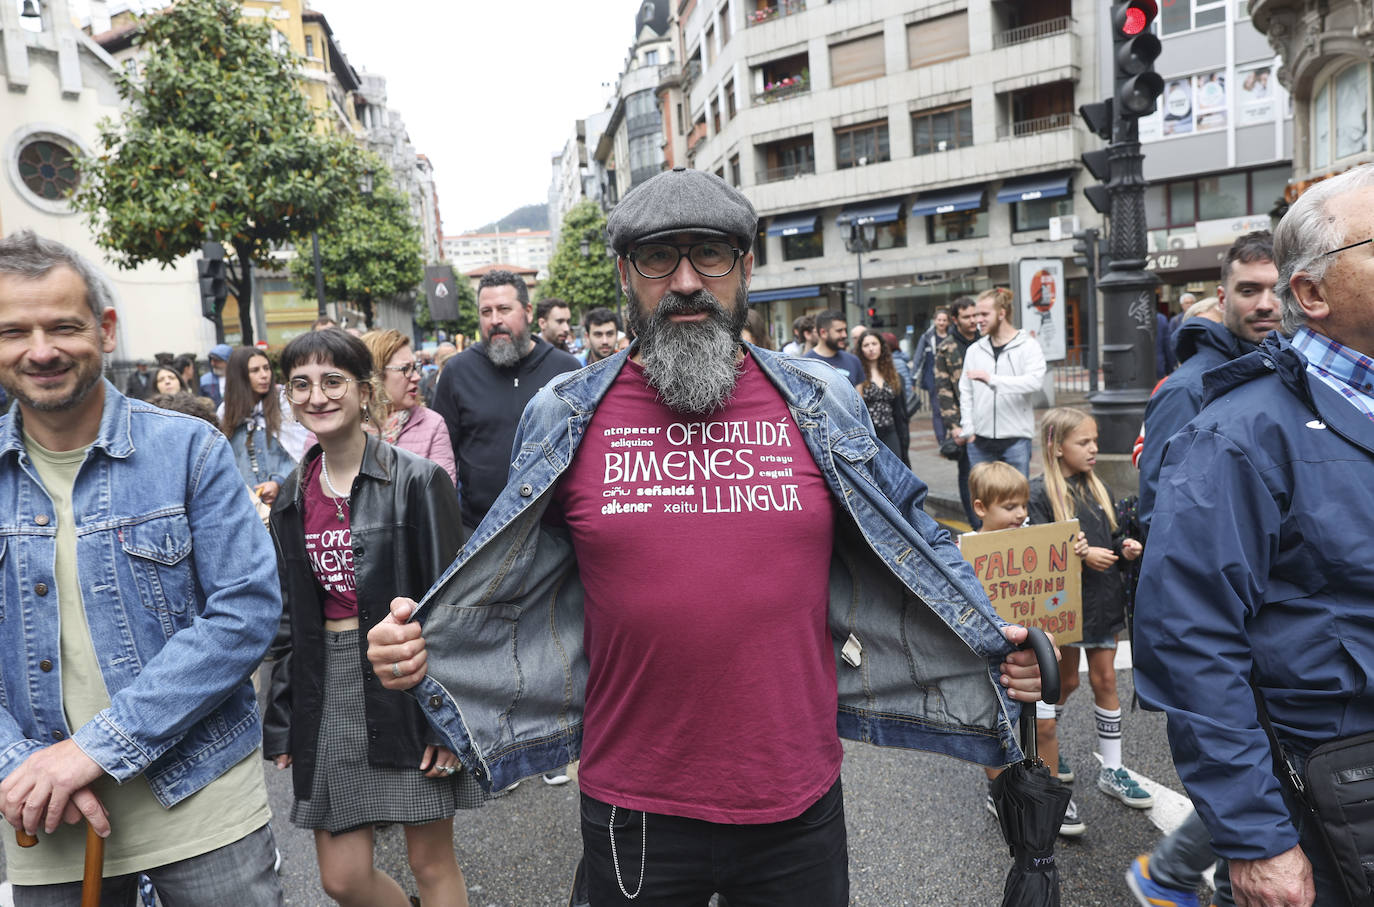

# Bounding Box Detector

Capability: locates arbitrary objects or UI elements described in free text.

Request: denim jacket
[406,347,1022,792]
[0,382,281,807]
[226,416,296,488]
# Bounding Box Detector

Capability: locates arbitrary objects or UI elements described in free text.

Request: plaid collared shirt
[1291,327,1374,423]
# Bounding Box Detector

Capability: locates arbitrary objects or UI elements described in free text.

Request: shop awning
[766,211,820,236]
[910,185,986,218]
[749,285,821,303]
[996,171,1073,204]
[835,198,905,226]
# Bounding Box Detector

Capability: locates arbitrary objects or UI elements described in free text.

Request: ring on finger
[391,662,403,679]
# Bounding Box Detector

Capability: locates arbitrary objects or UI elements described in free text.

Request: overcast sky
[75,0,646,233]
[309,0,646,233]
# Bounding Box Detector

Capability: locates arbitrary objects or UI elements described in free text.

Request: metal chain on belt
[608,804,646,899]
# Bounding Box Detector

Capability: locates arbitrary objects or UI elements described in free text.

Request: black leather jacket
[263,434,462,799]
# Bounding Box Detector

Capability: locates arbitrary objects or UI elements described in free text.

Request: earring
[362,404,370,423]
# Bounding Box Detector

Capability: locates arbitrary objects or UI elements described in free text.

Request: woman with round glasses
[220,346,296,505]
[360,329,457,488]
[264,329,478,907]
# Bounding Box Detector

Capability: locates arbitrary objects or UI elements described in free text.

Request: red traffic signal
[1116,1,1157,36]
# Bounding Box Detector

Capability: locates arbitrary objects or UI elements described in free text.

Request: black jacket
[1028,474,1127,642]
[431,337,580,529]
[264,435,462,799]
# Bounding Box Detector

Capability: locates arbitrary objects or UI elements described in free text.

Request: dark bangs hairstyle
[220,346,282,439]
[280,328,375,388]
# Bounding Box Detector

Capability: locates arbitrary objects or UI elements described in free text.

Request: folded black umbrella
[990,628,1069,907]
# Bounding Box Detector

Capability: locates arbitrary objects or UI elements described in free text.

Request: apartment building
[442,229,553,277]
[1250,0,1366,197]
[1132,0,1293,298]
[674,0,1107,360]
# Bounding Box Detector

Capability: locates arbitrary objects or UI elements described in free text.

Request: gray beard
[483,329,530,368]
[629,286,747,415]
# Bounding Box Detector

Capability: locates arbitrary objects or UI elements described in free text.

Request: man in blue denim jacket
[0,233,283,905]
[368,170,1045,904]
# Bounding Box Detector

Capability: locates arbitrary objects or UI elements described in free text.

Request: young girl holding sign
[1029,407,1148,818]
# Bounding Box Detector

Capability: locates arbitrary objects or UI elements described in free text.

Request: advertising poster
[1238,64,1276,125]
[1017,258,1066,362]
[959,521,1083,645]
[1162,77,1194,136]
[1193,70,1228,132]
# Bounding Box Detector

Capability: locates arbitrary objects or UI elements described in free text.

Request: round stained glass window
[17,141,80,201]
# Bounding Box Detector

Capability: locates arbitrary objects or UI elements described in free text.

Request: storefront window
[1334,64,1369,160]
[1168,182,1196,225]
[872,218,907,249]
[1013,196,1073,232]
[1314,81,1330,168]
[783,231,824,260]
[927,207,988,242]
[1250,166,1289,217]
[1197,172,1247,220]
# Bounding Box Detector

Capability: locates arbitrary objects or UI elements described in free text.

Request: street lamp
[843,220,877,328]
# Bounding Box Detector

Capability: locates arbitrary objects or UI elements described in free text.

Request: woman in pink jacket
[360,329,458,490]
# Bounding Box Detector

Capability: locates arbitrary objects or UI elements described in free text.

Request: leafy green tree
[72,0,367,344]
[542,200,618,317]
[290,174,423,328]
[414,271,478,342]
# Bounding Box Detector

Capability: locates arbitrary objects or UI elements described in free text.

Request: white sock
[1095,706,1123,770]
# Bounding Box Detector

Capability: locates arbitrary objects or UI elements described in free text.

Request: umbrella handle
[15,828,38,847]
[1021,627,1060,706]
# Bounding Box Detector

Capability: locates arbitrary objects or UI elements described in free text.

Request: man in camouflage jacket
[934,296,980,527]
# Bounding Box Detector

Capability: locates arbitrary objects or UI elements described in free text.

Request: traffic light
[1081,148,1112,214]
[866,306,879,327]
[1072,228,1100,274]
[198,241,227,321]
[1113,2,1164,122]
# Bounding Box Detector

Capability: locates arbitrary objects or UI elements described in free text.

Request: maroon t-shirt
[553,353,841,823]
[302,456,358,620]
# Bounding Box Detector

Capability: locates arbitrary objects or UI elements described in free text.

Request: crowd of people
[0,162,1370,907]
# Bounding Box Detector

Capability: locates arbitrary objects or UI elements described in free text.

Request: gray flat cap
[606,166,758,255]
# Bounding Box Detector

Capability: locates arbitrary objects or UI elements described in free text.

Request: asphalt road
[1,664,1207,907]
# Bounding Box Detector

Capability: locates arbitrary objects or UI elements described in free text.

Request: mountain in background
[470,203,549,234]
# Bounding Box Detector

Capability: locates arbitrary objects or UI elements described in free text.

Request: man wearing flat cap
[367,167,1047,904]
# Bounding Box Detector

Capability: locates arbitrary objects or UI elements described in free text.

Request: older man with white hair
[1135,164,1374,906]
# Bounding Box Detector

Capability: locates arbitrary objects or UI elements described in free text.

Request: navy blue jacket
[1135,335,1374,862]
[1137,319,1256,531]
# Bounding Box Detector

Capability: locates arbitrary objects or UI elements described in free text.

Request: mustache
[656,290,725,317]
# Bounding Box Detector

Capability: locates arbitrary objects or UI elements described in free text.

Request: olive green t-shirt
[4,436,270,886]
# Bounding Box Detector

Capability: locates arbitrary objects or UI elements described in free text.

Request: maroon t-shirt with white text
[302,456,358,620]
[553,353,841,823]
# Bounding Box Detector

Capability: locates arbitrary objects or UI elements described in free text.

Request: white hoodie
[958,329,1047,440]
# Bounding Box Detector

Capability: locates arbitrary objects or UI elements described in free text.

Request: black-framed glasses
[627,241,743,279]
[384,362,418,378]
[1319,237,1374,258]
[286,374,357,404]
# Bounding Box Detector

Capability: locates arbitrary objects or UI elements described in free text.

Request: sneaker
[1098,766,1155,808]
[985,791,998,818]
[543,770,571,786]
[1058,797,1086,837]
[1056,754,1075,783]
[1125,854,1199,907]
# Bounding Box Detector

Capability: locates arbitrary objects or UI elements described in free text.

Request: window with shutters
[907,12,969,69]
[829,33,886,87]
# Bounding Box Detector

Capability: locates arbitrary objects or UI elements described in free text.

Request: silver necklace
[319,452,348,523]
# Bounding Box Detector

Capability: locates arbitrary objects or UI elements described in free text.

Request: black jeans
[579,778,849,906]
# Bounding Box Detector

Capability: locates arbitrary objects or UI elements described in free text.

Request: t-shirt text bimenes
[552,352,842,824]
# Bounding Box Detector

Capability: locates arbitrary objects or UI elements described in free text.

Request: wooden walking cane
[14,823,107,907]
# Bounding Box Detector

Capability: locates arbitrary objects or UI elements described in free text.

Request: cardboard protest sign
[959,520,1082,645]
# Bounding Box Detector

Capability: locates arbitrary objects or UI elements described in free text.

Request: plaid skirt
[290,629,485,834]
